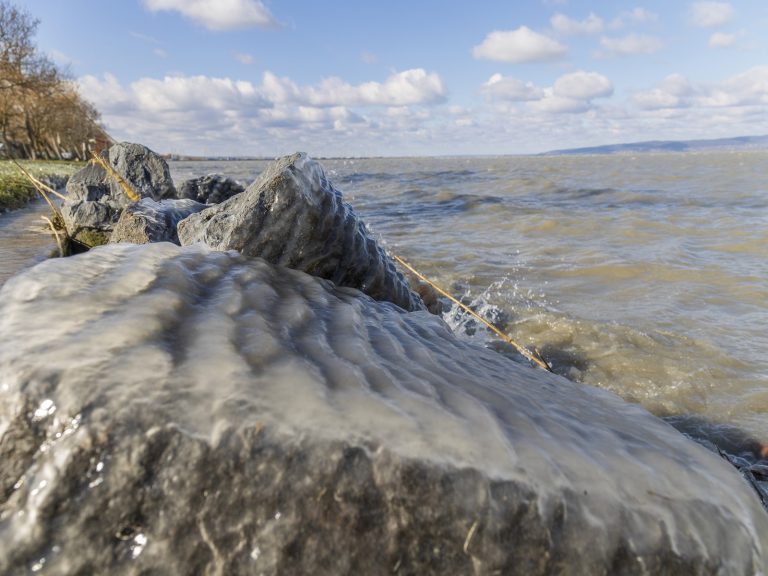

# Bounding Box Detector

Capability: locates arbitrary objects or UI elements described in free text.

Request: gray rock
[61,198,115,231]
[110,198,208,245]
[61,142,178,244]
[0,243,766,575]
[64,161,114,204]
[178,153,424,312]
[178,173,245,204]
[107,142,177,201]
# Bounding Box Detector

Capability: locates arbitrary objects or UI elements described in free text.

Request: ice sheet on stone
[0,243,766,574]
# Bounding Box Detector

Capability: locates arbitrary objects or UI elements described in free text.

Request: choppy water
[2,151,766,451]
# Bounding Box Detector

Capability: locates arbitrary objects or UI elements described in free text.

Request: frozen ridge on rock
[178,152,424,312]
[0,243,766,575]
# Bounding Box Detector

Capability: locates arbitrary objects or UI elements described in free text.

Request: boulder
[110,198,208,245]
[61,142,178,245]
[178,153,424,312]
[178,173,245,204]
[107,143,177,201]
[0,243,766,575]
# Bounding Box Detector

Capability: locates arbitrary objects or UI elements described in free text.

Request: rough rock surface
[178,153,424,312]
[61,142,178,243]
[0,243,766,575]
[178,173,245,204]
[109,198,207,245]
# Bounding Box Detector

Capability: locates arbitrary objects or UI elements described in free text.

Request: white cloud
[234,52,255,64]
[633,74,696,109]
[127,75,269,114]
[83,69,446,115]
[78,73,136,110]
[689,1,734,28]
[633,89,685,110]
[262,69,446,107]
[708,32,735,48]
[599,33,663,56]
[143,0,276,30]
[482,71,612,115]
[553,71,613,99]
[482,73,544,101]
[626,7,659,24]
[699,66,768,107]
[472,26,567,63]
[633,68,768,111]
[550,13,604,35]
[609,7,659,29]
[529,92,591,114]
[153,48,168,59]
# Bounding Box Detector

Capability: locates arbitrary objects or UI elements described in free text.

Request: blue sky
[18,0,768,156]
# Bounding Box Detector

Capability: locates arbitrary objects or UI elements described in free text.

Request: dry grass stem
[11,159,65,223]
[41,215,64,257]
[463,519,480,555]
[11,160,67,201]
[393,254,552,372]
[90,152,140,202]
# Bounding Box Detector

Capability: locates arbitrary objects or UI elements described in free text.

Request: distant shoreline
[540,134,768,156]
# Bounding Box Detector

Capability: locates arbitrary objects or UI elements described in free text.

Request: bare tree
[0,0,108,159]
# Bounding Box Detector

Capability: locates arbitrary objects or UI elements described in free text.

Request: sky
[17,0,768,156]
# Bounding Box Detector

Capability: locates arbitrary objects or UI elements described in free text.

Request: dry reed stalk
[41,215,64,257]
[10,161,67,201]
[90,151,140,202]
[11,159,65,222]
[393,254,553,372]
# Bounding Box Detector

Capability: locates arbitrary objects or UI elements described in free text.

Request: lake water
[3,151,767,453]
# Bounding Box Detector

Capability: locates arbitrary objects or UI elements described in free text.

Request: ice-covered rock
[0,243,766,575]
[177,173,245,204]
[178,153,424,312]
[61,142,178,245]
[109,198,207,245]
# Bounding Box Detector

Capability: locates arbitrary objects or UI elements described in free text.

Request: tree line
[0,1,110,160]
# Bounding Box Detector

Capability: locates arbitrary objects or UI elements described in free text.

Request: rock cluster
[61,143,178,245]
[61,143,423,311]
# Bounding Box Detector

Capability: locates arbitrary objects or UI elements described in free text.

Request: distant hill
[542,135,768,155]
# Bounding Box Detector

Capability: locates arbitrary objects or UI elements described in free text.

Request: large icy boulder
[0,243,766,575]
[61,142,178,245]
[178,153,424,312]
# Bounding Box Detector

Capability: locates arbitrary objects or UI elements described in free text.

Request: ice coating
[177,152,424,312]
[0,243,766,574]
